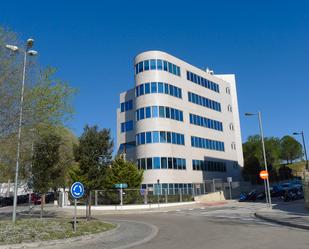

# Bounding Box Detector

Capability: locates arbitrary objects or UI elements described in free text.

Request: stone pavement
[255,200,309,230]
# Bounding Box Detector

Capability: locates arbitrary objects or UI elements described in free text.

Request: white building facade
[117,51,243,194]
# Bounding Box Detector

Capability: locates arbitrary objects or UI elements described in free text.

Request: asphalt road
[2,202,309,249]
[106,202,309,249]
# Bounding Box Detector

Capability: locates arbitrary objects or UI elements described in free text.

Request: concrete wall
[194,191,226,202]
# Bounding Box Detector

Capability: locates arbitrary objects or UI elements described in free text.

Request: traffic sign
[259,170,269,180]
[114,183,128,189]
[70,182,85,199]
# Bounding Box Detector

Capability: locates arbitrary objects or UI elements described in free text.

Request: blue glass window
[161,157,167,169]
[144,60,149,71]
[152,106,158,117]
[147,158,152,169]
[163,61,168,71]
[151,82,157,93]
[168,62,173,73]
[188,92,221,112]
[158,82,164,93]
[150,59,156,70]
[176,133,181,145]
[138,61,143,73]
[121,120,133,132]
[145,83,150,94]
[166,132,171,143]
[145,107,151,118]
[173,158,177,169]
[139,108,144,120]
[160,131,166,143]
[169,85,174,96]
[136,134,140,145]
[164,83,169,94]
[180,135,185,145]
[153,157,160,169]
[172,64,177,75]
[120,100,133,112]
[157,60,163,70]
[139,84,144,95]
[168,157,173,169]
[187,70,219,93]
[159,106,165,117]
[146,132,152,143]
[165,107,170,118]
[153,131,159,143]
[171,108,175,119]
[135,87,139,97]
[140,132,145,144]
[179,111,183,121]
[172,132,177,144]
[175,109,179,120]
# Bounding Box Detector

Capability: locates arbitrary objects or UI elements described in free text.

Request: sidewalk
[255,200,309,230]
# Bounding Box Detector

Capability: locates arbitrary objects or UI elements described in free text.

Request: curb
[104,219,159,249]
[254,212,309,230]
[0,222,120,249]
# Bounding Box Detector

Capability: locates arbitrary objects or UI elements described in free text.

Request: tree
[0,26,76,182]
[49,126,78,192]
[280,136,303,164]
[104,157,143,204]
[32,132,61,218]
[72,125,113,220]
[242,135,281,183]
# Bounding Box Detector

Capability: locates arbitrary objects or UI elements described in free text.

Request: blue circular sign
[70,182,85,199]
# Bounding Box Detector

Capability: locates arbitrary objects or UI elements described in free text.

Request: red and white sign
[259,170,269,180]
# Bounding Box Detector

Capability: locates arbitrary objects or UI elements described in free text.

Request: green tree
[0,26,76,182]
[32,132,61,218]
[280,135,303,164]
[72,125,113,220]
[242,135,281,183]
[49,126,78,191]
[103,157,143,204]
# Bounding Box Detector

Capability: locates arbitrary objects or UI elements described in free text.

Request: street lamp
[245,111,272,208]
[293,131,308,170]
[5,38,38,223]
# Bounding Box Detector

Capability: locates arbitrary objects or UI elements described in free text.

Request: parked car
[31,192,55,205]
[0,196,13,206]
[17,194,29,204]
[270,185,285,197]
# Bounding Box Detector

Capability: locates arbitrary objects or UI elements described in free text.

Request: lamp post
[5,39,38,223]
[245,111,272,208]
[293,131,308,171]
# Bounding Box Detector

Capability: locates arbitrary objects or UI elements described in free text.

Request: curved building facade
[117,51,243,194]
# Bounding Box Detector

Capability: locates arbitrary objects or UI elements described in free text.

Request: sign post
[70,182,85,233]
[259,170,270,207]
[113,183,127,206]
[227,177,233,200]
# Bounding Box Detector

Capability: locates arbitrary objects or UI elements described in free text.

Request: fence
[68,188,195,206]
[66,180,242,206]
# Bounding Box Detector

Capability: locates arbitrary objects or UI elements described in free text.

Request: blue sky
[1,1,309,150]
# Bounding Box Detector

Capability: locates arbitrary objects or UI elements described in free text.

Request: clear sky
[1,0,309,151]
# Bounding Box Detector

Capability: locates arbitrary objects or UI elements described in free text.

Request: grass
[0,218,116,245]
